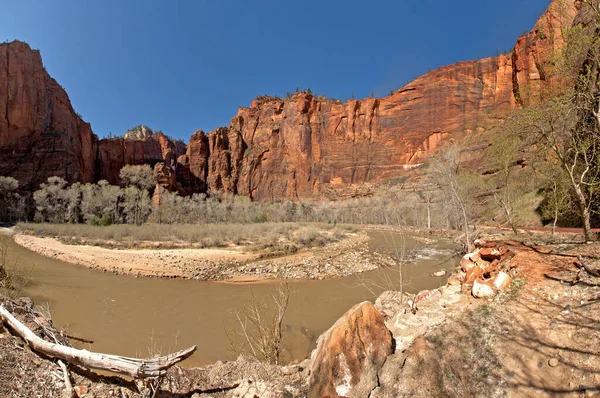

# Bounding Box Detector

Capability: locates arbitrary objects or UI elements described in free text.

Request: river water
[6,231,458,367]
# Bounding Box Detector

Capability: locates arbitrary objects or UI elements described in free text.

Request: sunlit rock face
[0,0,581,198]
[184,0,580,201]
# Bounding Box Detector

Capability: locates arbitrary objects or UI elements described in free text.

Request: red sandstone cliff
[0,41,95,190]
[0,0,582,200]
[182,0,580,201]
[96,126,186,186]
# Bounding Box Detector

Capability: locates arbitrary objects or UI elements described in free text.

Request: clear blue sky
[1,0,551,141]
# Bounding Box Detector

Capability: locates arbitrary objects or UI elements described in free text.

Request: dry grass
[0,234,33,299]
[15,222,357,252]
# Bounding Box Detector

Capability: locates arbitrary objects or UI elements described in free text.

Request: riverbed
[7,231,458,367]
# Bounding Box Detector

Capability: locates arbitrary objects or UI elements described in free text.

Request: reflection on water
[7,231,458,367]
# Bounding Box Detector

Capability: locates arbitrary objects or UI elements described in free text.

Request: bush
[292,227,320,246]
[88,213,112,227]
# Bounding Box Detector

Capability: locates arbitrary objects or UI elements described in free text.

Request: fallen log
[0,304,196,379]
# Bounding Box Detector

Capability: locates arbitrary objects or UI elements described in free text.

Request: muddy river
[7,231,458,367]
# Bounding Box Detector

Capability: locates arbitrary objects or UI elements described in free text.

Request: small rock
[432,270,446,277]
[548,358,559,367]
[465,265,484,285]
[479,247,502,261]
[493,271,512,292]
[74,386,88,397]
[472,280,496,298]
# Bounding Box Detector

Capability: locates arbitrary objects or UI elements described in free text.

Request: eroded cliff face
[0,0,581,200]
[180,0,580,201]
[96,128,186,186]
[0,41,95,190]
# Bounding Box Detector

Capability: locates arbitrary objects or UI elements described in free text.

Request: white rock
[493,271,512,291]
[472,280,496,298]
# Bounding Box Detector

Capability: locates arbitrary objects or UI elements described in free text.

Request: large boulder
[308,301,393,398]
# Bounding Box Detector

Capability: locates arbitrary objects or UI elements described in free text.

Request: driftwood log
[0,304,196,378]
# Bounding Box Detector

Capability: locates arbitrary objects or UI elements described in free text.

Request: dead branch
[577,255,600,277]
[57,360,75,398]
[0,304,196,379]
[61,332,94,344]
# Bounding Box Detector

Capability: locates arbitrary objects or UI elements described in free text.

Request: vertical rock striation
[0,0,582,200]
[0,41,95,190]
[183,0,581,201]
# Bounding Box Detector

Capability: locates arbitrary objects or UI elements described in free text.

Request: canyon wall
[182,0,580,200]
[0,0,581,199]
[96,126,186,185]
[0,41,95,191]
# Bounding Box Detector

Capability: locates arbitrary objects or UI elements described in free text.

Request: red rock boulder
[309,301,393,398]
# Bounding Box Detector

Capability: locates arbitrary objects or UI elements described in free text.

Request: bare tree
[227,282,291,365]
[431,145,478,252]
[120,165,155,225]
[0,176,24,223]
[521,3,600,241]
[122,186,152,225]
[487,123,524,234]
[120,164,155,190]
[33,177,70,223]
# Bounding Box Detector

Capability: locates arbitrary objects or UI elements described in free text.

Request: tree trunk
[426,199,431,230]
[501,200,518,235]
[573,185,594,241]
[582,206,594,242]
[460,205,472,252]
[0,305,196,379]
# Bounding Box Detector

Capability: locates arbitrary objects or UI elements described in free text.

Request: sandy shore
[13,233,387,281]
[14,234,260,279]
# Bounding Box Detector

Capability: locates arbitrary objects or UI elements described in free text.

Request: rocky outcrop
[512,0,581,106]
[96,127,186,186]
[308,301,393,398]
[0,41,95,191]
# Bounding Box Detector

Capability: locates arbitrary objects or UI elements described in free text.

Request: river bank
[12,231,393,281]
[2,237,599,397]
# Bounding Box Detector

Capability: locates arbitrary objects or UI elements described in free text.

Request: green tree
[522,3,600,241]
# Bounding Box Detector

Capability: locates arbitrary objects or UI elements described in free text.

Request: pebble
[548,358,559,367]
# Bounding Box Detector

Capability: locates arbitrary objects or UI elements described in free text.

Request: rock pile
[458,240,517,298]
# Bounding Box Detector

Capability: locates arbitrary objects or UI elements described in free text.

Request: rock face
[96,127,186,186]
[184,0,581,201]
[0,41,95,190]
[0,0,581,199]
[308,301,393,398]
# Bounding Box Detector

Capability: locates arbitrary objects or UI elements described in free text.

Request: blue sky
[1,0,551,141]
